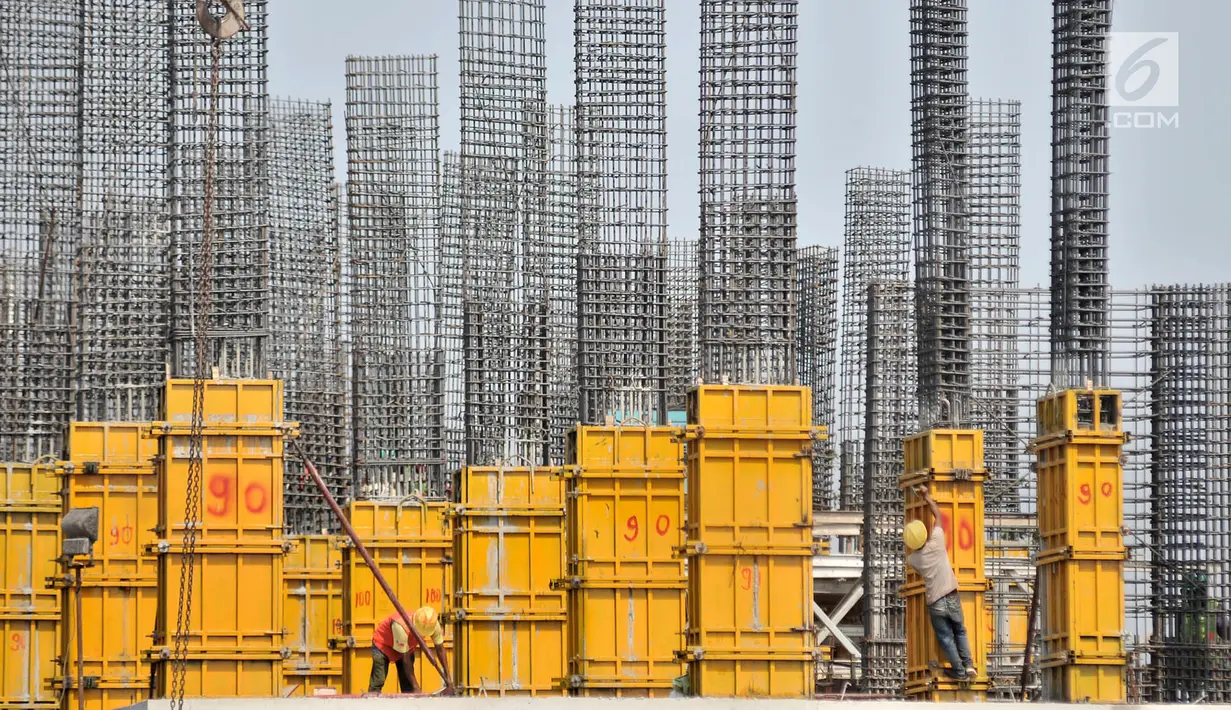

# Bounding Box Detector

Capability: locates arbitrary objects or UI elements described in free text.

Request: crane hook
[196,0,248,39]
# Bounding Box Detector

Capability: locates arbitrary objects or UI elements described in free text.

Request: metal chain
[171,35,222,710]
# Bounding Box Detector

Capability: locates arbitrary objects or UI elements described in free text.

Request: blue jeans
[928,591,973,677]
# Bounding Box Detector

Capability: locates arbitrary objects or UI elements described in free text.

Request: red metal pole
[291,440,453,691]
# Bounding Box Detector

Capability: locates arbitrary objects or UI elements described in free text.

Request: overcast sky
[268,0,1231,291]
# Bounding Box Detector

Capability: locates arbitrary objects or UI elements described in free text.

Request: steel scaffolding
[838,168,911,509]
[344,55,444,498]
[269,98,348,532]
[910,0,970,425]
[546,104,579,464]
[798,245,839,511]
[666,238,699,417]
[575,0,668,424]
[168,0,270,379]
[458,0,550,465]
[698,0,798,386]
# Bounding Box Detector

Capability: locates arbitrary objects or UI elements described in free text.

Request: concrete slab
[121,700,1227,710]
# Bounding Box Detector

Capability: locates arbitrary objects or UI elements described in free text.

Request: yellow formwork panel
[904,678,991,701]
[345,500,451,543]
[567,425,683,470]
[67,421,158,467]
[152,653,283,698]
[904,429,985,475]
[1039,657,1126,703]
[903,582,989,686]
[457,466,564,510]
[0,461,59,505]
[1035,438,1125,554]
[454,615,567,696]
[1037,553,1125,660]
[62,580,157,682]
[61,463,158,580]
[160,431,284,540]
[284,536,343,675]
[684,549,814,650]
[686,384,812,430]
[162,378,283,424]
[1036,388,1122,440]
[686,436,812,548]
[156,542,284,648]
[572,682,674,698]
[453,513,566,613]
[59,681,148,710]
[565,472,684,581]
[685,651,814,698]
[0,508,59,614]
[903,479,986,583]
[0,616,58,707]
[567,583,685,685]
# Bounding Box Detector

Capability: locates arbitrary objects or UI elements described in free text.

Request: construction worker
[367,606,452,695]
[904,486,977,681]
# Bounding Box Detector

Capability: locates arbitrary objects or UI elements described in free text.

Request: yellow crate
[67,421,158,467]
[345,500,451,543]
[686,384,812,430]
[342,639,454,695]
[686,436,812,548]
[61,464,158,580]
[685,650,814,698]
[903,479,986,583]
[152,652,283,697]
[454,615,568,696]
[62,579,157,681]
[904,677,991,701]
[685,549,814,650]
[163,378,283,424]
[567,582,685,684]
[454,513,566,613]
[160,431,284,540]
[903,583,989,685]
[0,461,59,506]
[567,425,683,470]
[1035,437,1125,554]
[0,615,59,707]
[566,472,684,581]
[457,465,564,510]
[156,542,284,648]
[58,680,148,710]
[284,536,343,674]
[1039,656,1126,703]
[1036,388,1122,439]
[1037,553,1125,659]
[0,508,59,614]
[282,672,344,697]
[904,428,985,475]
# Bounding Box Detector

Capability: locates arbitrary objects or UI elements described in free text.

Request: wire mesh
[666,238,699,418]
[546,105,579,464]
[798,245,839,511]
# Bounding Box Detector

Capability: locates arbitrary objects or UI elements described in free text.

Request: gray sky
[268,0,1231,290]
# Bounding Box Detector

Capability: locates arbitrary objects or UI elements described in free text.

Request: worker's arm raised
[915,486,943,539]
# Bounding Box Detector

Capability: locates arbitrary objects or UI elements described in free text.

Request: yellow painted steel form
[283,535,344,695]
[1032,388,1127,703]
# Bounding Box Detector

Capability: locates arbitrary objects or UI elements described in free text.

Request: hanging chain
[170,35,222,710]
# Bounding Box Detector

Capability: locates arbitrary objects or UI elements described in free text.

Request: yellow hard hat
[412,605,439,638]
[903,520,928,551]
[390,619,410,654]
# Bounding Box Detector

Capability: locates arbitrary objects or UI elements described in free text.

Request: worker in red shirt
[367,606,450,694]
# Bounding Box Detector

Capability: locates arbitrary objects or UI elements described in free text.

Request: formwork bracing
[75,0,171,424]
[861,279,917,695]
[838,167,911,509]
[798,245,840,510]
[698,0,799,386]
[458,0,551,465]
[665,238,699,417]
[967,98,1022,510]
[168,0,271,379]
[575,0,669,424]
[546,105,579,465]
[344,55,445,498]
[910,0,971,426]
[269,98,348,532]
[1050,0,1112,387]
[0,1,82,460]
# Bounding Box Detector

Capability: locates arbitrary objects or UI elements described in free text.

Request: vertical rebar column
[838,168,911,509]
[575,0,668,424]
[798,245,839,511]
[0,1,82,460]
[910,0,970,426]
[440,151,466,480]
[1209,286,1231,703]
[74,0,171,423]
[345,56,444,498]
[698,0,798,386]
[967,98,1021,510]
[269,98,347,532]
[169,0,270,378]
[665,238,699,417]
[458,0,550,465]
[1050,1,1112,387]
[546,105,579,464]
[862,279,917,696]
